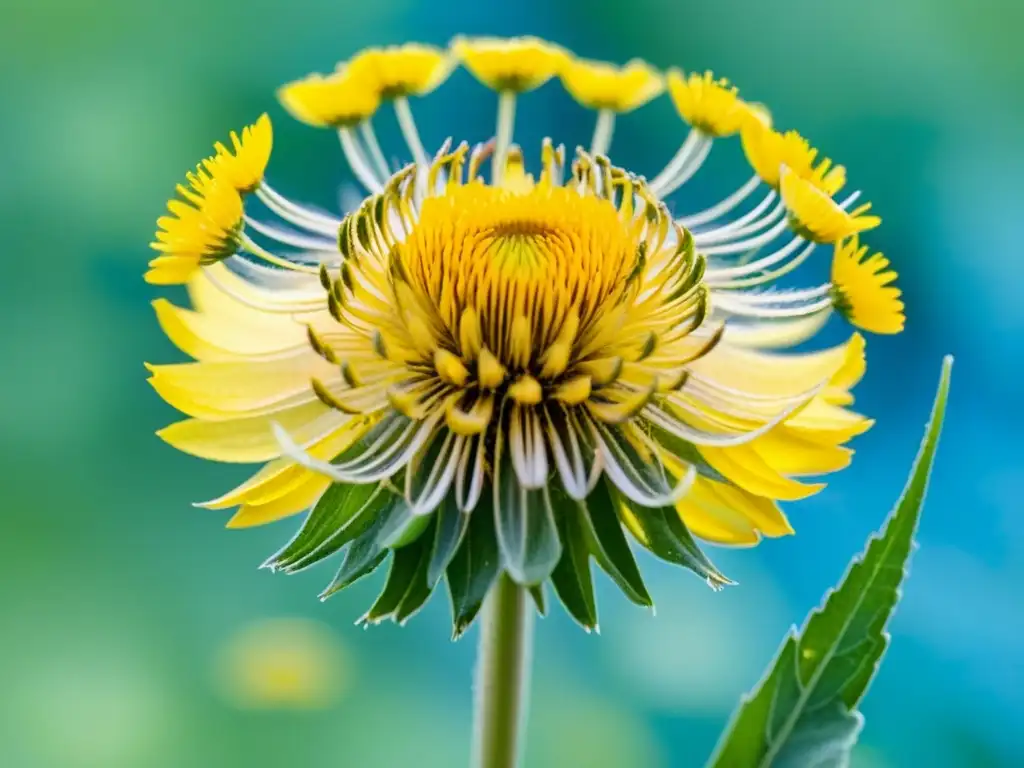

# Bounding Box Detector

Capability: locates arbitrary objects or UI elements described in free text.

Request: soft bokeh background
[2,0,1021,765]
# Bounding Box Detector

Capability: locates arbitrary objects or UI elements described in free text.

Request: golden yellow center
[396,181,637,371]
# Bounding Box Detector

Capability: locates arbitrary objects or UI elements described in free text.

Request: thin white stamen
[360,120,392,181]
[700,215,790,256]
[244,216,337,251]
[590,109,615,157]
[338,128,384,193]
[202,263,325,314]
[714,283,832,305]
[394,96,429,167]
[714,242,818,289]
[679,176,762,228]
[839,190,862,209]
[649,130,700,193]
[693,197,784,246]
[239,233,320,274]
[658,137,712,197]
[707,236,806,282]
[713,293,833,318]
[256,183,340,235]
[492,91,517,185]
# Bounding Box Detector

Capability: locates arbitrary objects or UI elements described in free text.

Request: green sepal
[446,493,501,640]
[580,478,653,607]
[360,530,435,626]
[648,426,730,485]
[591,419,672,498]
[549,487,598,631]
[494,449,562,585]
[427,495,472,587]
[320,490,408,598]
[619,488,731,588]
[529,584,547,616]
[263,482,384,573]
[708,356,952,768]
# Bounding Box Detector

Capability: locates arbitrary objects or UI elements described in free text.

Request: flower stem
[471,574,534,768]
[492,91,517,186]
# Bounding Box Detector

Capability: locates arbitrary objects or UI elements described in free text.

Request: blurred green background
[1,0,1022,766]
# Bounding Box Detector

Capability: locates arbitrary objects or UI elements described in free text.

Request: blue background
[1,0,1021,765]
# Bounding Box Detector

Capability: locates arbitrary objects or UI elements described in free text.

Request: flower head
[452,35,569,92]
[781,165,880,243]
[205,114,273,193]
[561,58,663,112]
[831,237,905,334]
[346,44,454,99]
[666,69,747,136]
[742,122,845,194]
[146,169,243,285]
[278,70,380,127]
[146,37,904,634]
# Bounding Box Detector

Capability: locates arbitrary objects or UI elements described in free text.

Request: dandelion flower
[666,70,747,137]
[452,36,569,92]
[832,236,905,334]
[146,37,903,634]
[146,170,243,285]
[205,113,273,193]
[561,58,664,113]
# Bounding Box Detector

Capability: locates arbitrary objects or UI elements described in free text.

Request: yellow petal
[157,401,339,463]
[560,57,664,112]
[199,416,378,509]
[452,35,569,92]
[831,237,905,334]
[227,474,332,528]
[699,443,824,501]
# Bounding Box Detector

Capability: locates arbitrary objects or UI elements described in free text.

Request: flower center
[395,181,638,374]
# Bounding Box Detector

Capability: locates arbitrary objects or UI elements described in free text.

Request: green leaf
[446,493,501,639]
[360,531,435,626]
[320,491,408,598]
[493,449,562,585]
[263,482,384,573]
[708,356,953,768]
[580,479,652,607]
[427,494,472,587]
[619,486,731,588]
[550,493,598,631]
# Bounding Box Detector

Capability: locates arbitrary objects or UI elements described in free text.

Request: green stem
[491,91,517,186]
[471,574,534,768]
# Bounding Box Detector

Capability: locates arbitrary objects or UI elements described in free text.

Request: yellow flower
[742,122,845,194]
[831,237,905,334]
[145,36,901,633]
[346,43,454,99]
[216,618,348,709]
[452,35,569,92]
[146,169,242,285]
[560,57,663,112]
[780,165,880,243]
[666,69,746,136]
[278,70,380,127]
[204,114,273,194]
